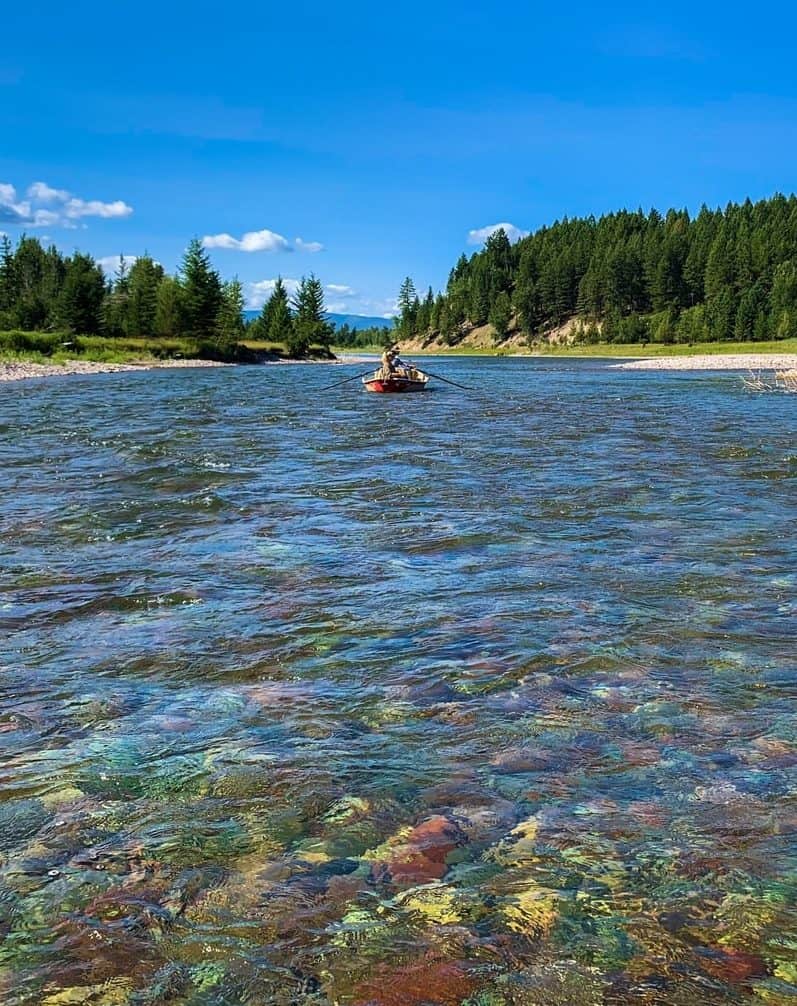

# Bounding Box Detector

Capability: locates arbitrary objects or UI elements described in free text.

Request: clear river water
[1,358,796,1005]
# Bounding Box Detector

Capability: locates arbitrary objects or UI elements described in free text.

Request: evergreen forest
[392,194,797,346]
[0,236,333,359]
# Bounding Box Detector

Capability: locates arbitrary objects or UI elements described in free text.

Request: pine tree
[489,290,512,341]
[397,276,417,338]
[469,265,490,325]
[215,278,245,353]
[101,255,130,337]
[154,276,184,337]
[734,281,766,341]
[0,234,17,324]
[265,278,294,346]
[13,236,61,330]
[127,256,164,337]
[707,287,737,341]
[516,277,541,335]
[252,280,278,340]
[483,227,514,296]
[416,286,434,333]
[770,260,797,337]
[290,274,330,356]
[57,253,105,334]
[451,254,469,284]
[430,293,444,331]
[180,238,222,341]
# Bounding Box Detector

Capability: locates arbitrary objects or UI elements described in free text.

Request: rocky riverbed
[611,353,797,370]
[0,359,231,382]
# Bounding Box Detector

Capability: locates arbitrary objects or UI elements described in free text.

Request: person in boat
[390,345,411,376]
[380,346,395,378]
[382,346,408,378]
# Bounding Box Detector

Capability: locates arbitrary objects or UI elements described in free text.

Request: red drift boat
[363,369,429,393]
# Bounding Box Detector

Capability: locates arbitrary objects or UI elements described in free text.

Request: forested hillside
[395,194,797,346]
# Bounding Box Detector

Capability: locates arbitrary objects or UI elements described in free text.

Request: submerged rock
[351,953,479,1006]
[368,815,468,887]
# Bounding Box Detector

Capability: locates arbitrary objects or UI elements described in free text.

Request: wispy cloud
[0,180,133,228]
[27,182,70,203]
[202,228,324,253]
[467,222,528,245]
[295,237,324,253]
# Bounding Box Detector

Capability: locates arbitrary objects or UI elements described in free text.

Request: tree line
[331,322,393,349]
[0,236,334,358]
[394,194,797,345]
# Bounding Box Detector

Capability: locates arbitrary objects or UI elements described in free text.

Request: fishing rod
[318,369,374,392]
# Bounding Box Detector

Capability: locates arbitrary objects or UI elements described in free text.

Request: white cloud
[0,184,31,226]
[0,179,133,228]
[27,181,70,202]
[64,198,132,220]
[326,283,355,296]
[467,221,529,245]
[96,254,139,275]
[28,209,62,227]
[294,237,324,253]
[202,229,324,253]
[204,229,291,253]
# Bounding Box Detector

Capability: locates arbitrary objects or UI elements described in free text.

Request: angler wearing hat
[380,345,398,379]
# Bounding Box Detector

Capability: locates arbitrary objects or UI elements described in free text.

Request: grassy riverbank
[0,331,335,366]
[531,337,797,358]
[0,330,231,365]
[395,337,797,358]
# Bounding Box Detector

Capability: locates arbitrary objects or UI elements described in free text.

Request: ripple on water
[0,360,795,1004]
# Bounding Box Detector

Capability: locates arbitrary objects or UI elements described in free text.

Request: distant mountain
[327,312,394,331]
[244,310,392,331]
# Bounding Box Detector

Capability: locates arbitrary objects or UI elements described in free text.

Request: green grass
[531,337,797,357]
[396,337,797,358]
[0,330,203,363]
[0,331,248,365]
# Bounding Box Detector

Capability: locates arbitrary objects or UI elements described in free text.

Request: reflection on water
[1,358,795,1004]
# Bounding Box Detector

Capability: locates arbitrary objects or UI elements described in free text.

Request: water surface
[1,359,796,1004]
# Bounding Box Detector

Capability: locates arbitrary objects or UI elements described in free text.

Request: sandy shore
[611,353,797,371]
[0,359,231,382]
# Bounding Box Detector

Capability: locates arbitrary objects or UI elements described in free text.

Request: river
[1,358,795,1004]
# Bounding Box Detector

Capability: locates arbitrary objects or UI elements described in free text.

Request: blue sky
[3,1,797,316]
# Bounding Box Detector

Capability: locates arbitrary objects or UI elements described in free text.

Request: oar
[410,366,475,391]
[318,368,374,392]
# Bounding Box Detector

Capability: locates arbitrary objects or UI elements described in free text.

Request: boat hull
[363,377,428,393]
